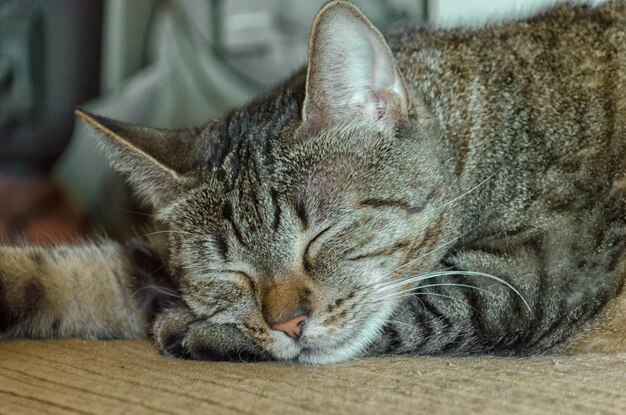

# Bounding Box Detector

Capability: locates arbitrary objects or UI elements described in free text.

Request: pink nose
[272,314,308,339]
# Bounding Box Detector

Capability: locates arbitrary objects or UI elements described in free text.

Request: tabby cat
[1,1,625,364]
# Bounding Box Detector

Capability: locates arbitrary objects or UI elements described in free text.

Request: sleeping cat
[1,0,625,364]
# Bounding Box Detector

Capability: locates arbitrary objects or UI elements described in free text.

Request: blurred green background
[0,0,574,244]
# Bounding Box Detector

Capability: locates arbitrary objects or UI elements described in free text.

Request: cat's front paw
[153,305,194,358]
[153,306,270,362]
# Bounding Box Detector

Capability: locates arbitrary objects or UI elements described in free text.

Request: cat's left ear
[302,1,410,136]
[76,109,203,209]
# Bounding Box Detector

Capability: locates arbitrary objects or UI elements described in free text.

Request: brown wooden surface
[0,339,625,414]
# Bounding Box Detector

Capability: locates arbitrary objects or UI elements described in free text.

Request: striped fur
[1,1,625,364]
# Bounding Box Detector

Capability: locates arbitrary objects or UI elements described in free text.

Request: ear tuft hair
[76,109,203,208]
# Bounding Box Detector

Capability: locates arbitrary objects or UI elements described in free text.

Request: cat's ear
[301,1,410,136]
[76,109,203,208]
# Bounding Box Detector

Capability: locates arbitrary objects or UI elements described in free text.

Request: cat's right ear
[76,109,203,208]
[301,1,410,137]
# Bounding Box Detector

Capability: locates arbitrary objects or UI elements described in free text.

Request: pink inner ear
[301,2,410,133]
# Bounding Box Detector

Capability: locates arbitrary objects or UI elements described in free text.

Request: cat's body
[374,0,626,356]
[1,1,625,364]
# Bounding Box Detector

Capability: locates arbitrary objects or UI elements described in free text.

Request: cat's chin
[295,301,397,364]
[267,332,302,361]
[297,340,361,364]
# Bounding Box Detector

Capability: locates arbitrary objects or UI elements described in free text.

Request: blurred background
[0,0,597,245]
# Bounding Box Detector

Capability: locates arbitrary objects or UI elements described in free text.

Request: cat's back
[390,1,625,195]
[391,1,626,87]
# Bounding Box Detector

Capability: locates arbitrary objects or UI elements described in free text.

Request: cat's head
[79,1,457,363]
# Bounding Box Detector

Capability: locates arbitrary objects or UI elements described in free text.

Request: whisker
[138,230,195,238]
[372,270,465,294]
[97,203,154,217]
[385,319,416,329]
[366,291,468,307]
[436,170,499,212]
[359,170,500,293]
[372,270,531,312]
[381,231,469,280]
[132,285,180,299]
[355,232,471,295]
[371,282,494,303]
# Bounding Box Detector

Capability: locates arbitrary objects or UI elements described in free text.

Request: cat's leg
[365,237,625,357]
[154,304,270,361]
[0,241,171,339]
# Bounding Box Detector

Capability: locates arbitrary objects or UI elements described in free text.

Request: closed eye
[304,226,332,270]
[222,270,256,293]
[232,271,257,294]
[232,270,253,283]
[204,269,253,286]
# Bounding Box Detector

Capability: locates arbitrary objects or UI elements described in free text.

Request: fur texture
[0,240,172,339]
[1,1,625,364]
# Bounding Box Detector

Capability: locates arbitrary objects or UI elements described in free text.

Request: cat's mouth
[292,303,395,364]
[263,313,368,363]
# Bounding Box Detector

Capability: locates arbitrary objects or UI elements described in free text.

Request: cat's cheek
[298,299,398,364]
